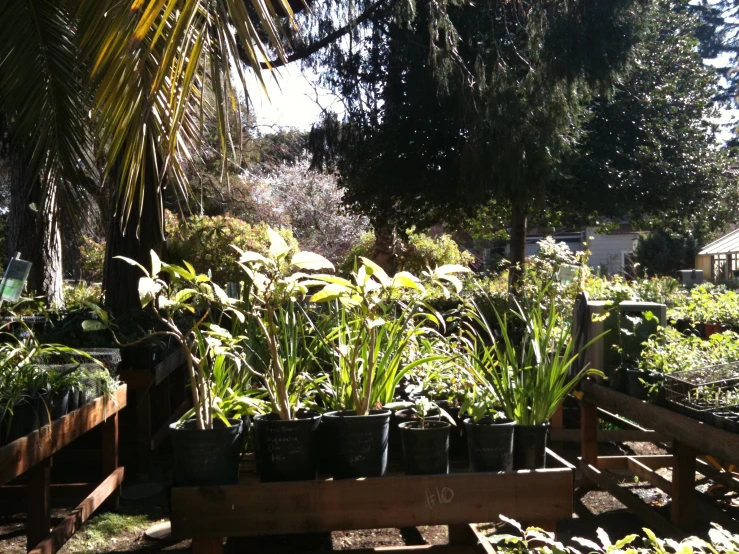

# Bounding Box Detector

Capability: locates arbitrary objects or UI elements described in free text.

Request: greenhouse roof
[698,228,739,255]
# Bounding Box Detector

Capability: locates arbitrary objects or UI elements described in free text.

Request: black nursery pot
[626,368,649,400]
[322,410,391,479]
[399,421,450,475]
[465,418,515,473]
[513,422,550,470]
[389,407,440,460]
[6,398,42,442]
[608,367,627,393]
[169,418,245,486]
[254,412,321,482]
[49,390,70,420]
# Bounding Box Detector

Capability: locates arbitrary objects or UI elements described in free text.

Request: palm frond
[0,0,96,203]
[74,0,295,231]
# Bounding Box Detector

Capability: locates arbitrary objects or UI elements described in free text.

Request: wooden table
[0,385,127,554]
[118,349,189,476]
[579,381,739,537]
[170,449,575,554]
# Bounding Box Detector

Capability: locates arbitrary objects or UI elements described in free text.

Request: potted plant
[309,259,467,478]
[463,288,604,470]
[235,229,334,482]
[88,252,248,486]
[396,397,455,475]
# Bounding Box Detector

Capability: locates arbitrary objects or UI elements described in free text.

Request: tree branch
[259,0,387,69]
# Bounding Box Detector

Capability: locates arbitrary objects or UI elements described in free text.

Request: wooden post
[550,404,564,453]
[448,524,475,545]
[101,412,120,510]
[671,441,696,528]
[26,457,51,552]
[580,399,598,486]
[191,538,224,554]
[137,388,152,477]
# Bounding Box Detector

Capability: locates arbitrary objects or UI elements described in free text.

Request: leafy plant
[308,259,468,415]
[235,228,334,420]
[386,397,456,429]
[461,286,604,426]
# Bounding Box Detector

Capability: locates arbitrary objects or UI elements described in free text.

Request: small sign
[0,256,32,302]
[557,264,579,285]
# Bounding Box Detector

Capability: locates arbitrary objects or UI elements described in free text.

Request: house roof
[698,228,739,256]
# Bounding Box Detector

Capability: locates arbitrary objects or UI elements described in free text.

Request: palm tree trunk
[8,155,64,306]
[102,157,165,316]
[371,222,397,275]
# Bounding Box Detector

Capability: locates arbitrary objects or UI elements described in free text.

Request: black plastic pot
[389,408,440,460]
[626,368,649,400]
[399,421,450,475]
[68,388,79,412]
[6,399,41,442]
[169,418,245,486]
[465,418,515,473]
[322,410,391,479]
[513,423,550,470]
[49,390,70,420]
[253,412,321,482]
[608,367,627,393]
[445,404,467,460]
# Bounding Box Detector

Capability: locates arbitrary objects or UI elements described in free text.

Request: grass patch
[61,511,152,554]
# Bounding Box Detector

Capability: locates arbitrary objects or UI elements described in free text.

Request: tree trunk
[102,158,165,316]
[371,222,397,275]
[8,155,64,306]
[507,198,528,296]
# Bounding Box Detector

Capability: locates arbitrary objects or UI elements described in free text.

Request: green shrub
[79,236,105,282]
[634,229,699,276]
[339,229,474,275]
[165,213,298,285]
[640,327,739,374]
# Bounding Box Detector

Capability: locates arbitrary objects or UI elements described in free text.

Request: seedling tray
[664,362,739,413]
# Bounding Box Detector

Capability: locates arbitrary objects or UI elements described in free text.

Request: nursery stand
[170,449,575,554]
[579,381,739,537]
[118,348,188,475]
[0,385,127,554]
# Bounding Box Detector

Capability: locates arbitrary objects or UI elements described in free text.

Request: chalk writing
[425,487,454,510]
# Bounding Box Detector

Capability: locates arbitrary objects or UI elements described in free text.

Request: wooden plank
[551,429,661,443]
[342,546,485,554]
[581,382,739,467]
[154,348,185,386]
[626,458,673,495]
[0,483,97,499]
[150,399,190,450]
[191,538,224,554]
[671,441,697,528]
[0,386,127,486]
[695,458,739,491]
[597,408,652,431]
[116,370,154,390]
[597,455,673,471]
[26,457,51,552]
[580,399,598,487]
[28,467,124,554]
[171,469,573,539]
[579,460,686,539]
[101,412,119,511]
[136,387,152,477]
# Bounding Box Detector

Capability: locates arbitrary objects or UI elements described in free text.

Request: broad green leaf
[359,257,390,287]
[596,528,611,548]
[438,273,463,293]
[310,284,345,303]
[114,255,149,277]
[268,228,290,259]
[82,320,107,332]
[292,251,335,271]
[391,272,423,290]
[237,250,270,265]
[614,535,639,548]
[138,277,160,307]
[498,515,522,533]
[304,274,354,287]
[174,288,197,304]
[150,249,162,276]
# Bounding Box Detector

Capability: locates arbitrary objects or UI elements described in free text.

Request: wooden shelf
[581,381,739,466]
[0,385,127,486]
[170,449,574,554]
[579,381,739,535]
[0,385,127,554]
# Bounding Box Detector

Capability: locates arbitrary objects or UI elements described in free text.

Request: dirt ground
[1,439,735,554]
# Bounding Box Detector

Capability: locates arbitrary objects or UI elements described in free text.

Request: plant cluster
[488,516,739,553]
[640,328,739,375]
[668,284,739,328]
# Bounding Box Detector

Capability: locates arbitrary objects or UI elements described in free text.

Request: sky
[246,64,342,132]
